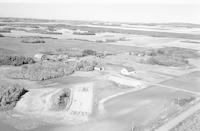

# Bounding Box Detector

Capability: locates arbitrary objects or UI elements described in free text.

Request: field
[161,71,200,92]
[0,17,200,131]
[104,85,197,130]
[0,37,143,56]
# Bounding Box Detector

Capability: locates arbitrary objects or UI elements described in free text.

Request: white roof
[34,53,45,58]
[123,67,135,72]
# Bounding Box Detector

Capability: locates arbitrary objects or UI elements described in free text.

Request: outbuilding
[94,66,104,71]
[121,67,136,75]
[34,53,47,61]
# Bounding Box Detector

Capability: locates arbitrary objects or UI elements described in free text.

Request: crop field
[104,85,197,130]
[0,37,145,56]
[161,71,200,93]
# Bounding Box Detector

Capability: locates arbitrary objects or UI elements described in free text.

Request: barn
[121,67,136,75]
[34,53,47,61]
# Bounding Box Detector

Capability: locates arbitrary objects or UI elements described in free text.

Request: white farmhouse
[109,75,143,87]
[34,53,47,61]
[121,67,136,75]
[94,66,104,71]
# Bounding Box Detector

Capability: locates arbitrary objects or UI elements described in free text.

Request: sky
[0,0,199,23]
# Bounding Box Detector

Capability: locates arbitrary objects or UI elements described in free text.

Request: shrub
[0,55,35,66]
[0,82,28,111]
[47,27,57,32]
[173,97,195,107]
[41,48,105,58]
[50,88,71,111]
[82,49,97,56]
[0,34,4,37]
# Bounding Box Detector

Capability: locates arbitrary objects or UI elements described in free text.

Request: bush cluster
[21,37,45,43]
[82,49,97,56]
[43,48,101,58]
[131,47,199,58]
[9,61,75,81]
[76,56,100,71]
[50,88,71,111]
[136,47,199,67]
[0,55,35,66]
[9,56,100,81]
[0,83,28,111]
[146,55,189,67]
[173,97,195,107]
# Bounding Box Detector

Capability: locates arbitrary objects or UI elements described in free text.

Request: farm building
[34,53,47,61]
[121,67,136,75]
[94,66,104,71]
[109,75,143,87]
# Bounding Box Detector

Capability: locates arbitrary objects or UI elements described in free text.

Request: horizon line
[1,16,200,25]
